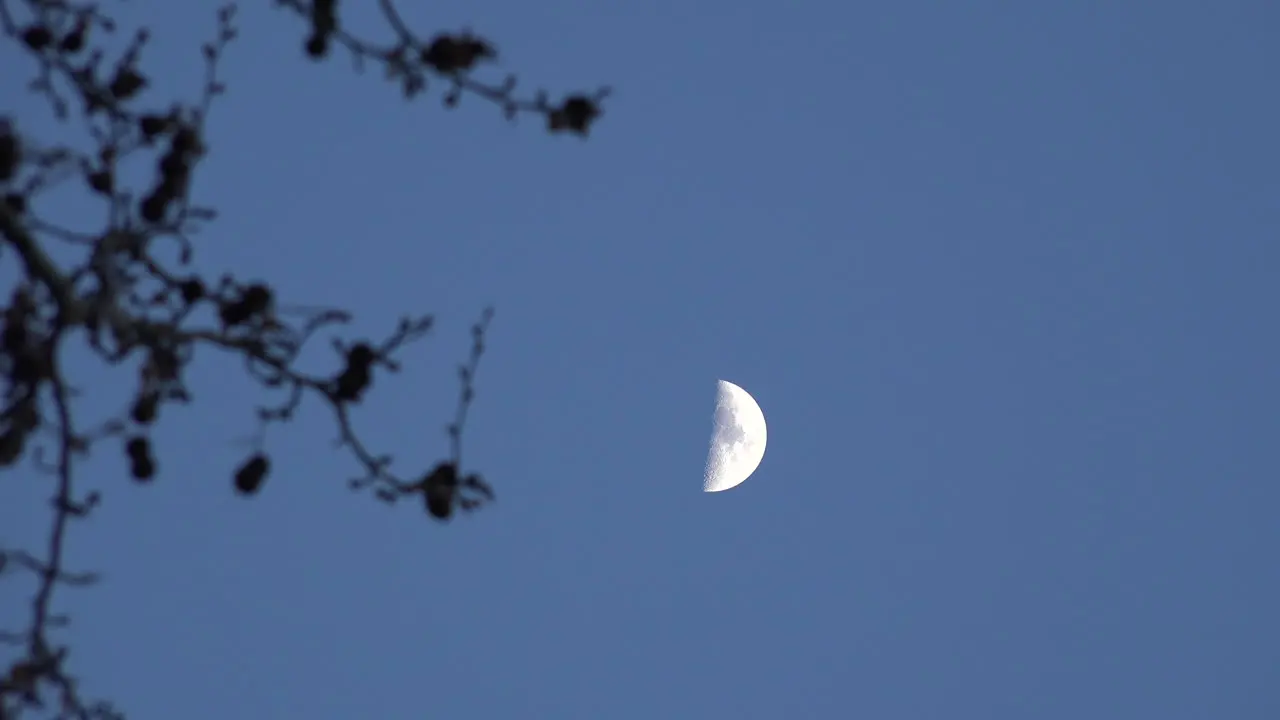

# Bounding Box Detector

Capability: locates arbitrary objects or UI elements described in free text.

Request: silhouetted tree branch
[0,1,608,716]
[276,0,610,132]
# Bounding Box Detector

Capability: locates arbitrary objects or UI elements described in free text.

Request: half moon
[703,380,767,492]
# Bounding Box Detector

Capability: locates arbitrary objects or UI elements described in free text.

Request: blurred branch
[274,0,611,135]
[0,0,608,714]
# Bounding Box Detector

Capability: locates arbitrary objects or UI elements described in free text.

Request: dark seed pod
[126,436,155,481]
[305,33,328,58]
[424,483,453,519]
[21,26,53,50]
[421,462,458,520]
[138,114,169,140]
[179,278,204,304]
[109,68,147,100]
[234,453,270,495]
[60,20,87,53]
[87,169,113,195]
[139,191,169,222]
[131,391,159,425]
[334,343,375,402]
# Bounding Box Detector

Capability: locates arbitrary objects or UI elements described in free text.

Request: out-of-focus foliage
[0,1,609,716]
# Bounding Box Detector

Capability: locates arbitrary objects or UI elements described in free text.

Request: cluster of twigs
[0,0,608,717]
[281,0,611,133]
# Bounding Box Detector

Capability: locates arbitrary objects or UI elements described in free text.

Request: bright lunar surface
[703,380,768,492]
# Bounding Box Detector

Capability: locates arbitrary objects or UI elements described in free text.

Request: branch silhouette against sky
[0,1,610,716]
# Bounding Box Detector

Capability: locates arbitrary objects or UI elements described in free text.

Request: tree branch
[0,0,606,713]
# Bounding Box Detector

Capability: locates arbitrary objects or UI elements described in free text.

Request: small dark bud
[87,169,113,195]
[139,191,169,222]
[420,34,495,74]
[130,392,159,425]
[132,455,156,481]
[420,37,450,69]
[172,126,200,155]
[2,194,23,214]
[548,96,600,136]
[139,114,168,140]
[147,346,181,382]
[425,486,452,519]
[219,302,247,326]
[242,284,272,313]
[125,436,155,481]
[179,278,204,304]
[234,454,270,495]
[305,33,328,58]
[60,21,88,53]
[109,68,148,100]
[219,283,272,326]
[421,462,458,520]
[21,26,53,50]
[159,150,187,180]
[334,343,376,402]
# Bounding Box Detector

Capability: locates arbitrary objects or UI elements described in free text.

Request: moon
[703,380,767,492]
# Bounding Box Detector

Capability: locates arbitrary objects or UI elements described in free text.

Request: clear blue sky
[4,1,1279,717]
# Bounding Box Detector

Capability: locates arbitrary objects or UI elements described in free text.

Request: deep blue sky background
[4,1,1280,717]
